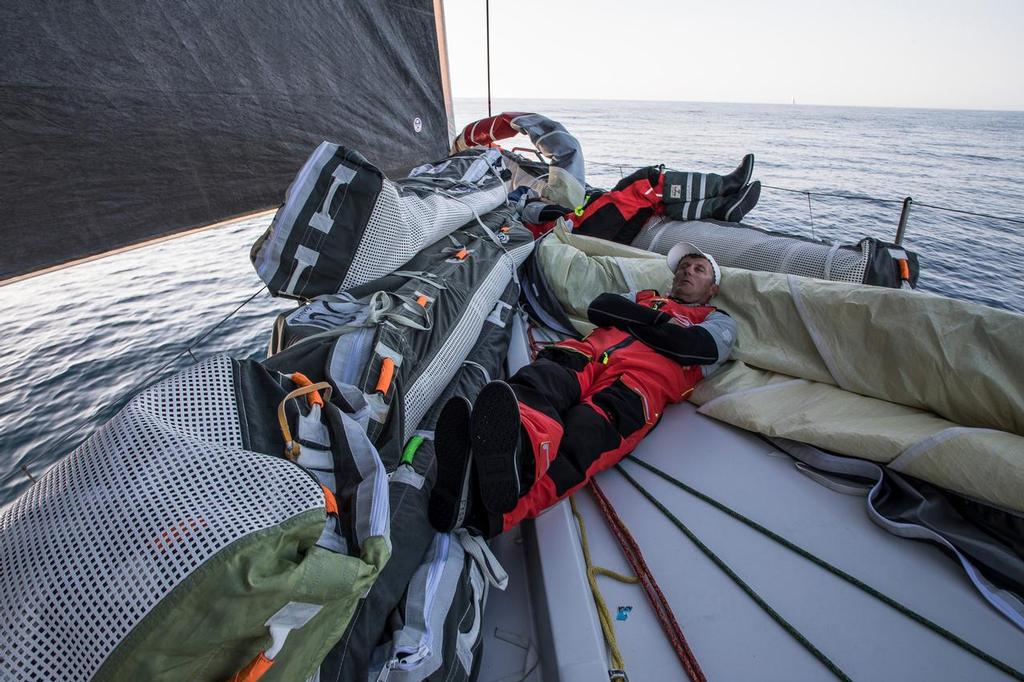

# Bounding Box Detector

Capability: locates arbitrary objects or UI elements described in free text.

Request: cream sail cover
[536,222,1024,512]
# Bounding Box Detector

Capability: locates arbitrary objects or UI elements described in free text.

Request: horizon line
[451,94,1024,115]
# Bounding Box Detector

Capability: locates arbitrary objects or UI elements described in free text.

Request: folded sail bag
[0,358,390,681]
[251,144,510,299]
[320,280,519,681]
[265,208,532,449]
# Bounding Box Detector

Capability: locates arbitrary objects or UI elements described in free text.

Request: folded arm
[587,292,669,328]
[587,293,735,367]
[626,320,721,365]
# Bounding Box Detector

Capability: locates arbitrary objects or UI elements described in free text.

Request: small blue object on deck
[616,606,633,621]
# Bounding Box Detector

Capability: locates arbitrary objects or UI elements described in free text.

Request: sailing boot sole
[428,396,474,532]
[471,381,522,515]
[720,180,762,223]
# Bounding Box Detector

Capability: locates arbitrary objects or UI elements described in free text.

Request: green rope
[615,464,854,681]
[622,455,1024,682]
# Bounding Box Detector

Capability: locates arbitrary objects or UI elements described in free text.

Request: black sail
[0,0,453,280]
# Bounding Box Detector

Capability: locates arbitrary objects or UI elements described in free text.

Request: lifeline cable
[584,159,1024,225]
[588,480,708,682]
[614,464,855,682]
[140,284,268,391]
[9,284,269,487]
[623,455,1024,681]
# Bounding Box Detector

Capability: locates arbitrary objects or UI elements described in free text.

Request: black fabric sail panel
[0,0,450,280]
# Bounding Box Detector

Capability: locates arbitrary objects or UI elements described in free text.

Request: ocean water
[2,98,1023,506]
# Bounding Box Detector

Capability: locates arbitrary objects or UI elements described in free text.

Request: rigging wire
[806,190,815,238]
[140,284,268,390]
[620,455,1024,681]
[913,202,1024,225]
[485,0,492,117]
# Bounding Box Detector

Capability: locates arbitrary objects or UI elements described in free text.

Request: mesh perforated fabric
[339,181,509,291]
[403,240,534,438]
[0,356,324,681]
[632,217,870,284]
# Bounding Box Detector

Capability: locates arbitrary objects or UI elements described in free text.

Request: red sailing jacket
[555,290,719,408]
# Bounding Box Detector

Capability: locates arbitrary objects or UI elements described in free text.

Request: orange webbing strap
[375,357,396,394]
[227,652,273,682]
[321,485,339,516]
[455,247,468,260]
[898,258,910,282]
[276,381,333,460]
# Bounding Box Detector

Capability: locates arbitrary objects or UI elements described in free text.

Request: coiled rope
[619,455,1024,681]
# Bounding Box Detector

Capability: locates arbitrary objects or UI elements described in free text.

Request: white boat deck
[476,316,1024,681]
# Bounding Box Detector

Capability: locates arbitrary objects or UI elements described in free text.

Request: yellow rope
[570,495,639,676]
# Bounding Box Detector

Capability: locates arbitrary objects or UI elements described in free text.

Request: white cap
[667,242,721,285]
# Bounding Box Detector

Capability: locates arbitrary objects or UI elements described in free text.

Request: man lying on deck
[429,242,736,537]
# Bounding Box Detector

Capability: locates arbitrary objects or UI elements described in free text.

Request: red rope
[588,479,707,682]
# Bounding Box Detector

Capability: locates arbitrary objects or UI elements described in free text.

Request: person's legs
[506,355,583,420]
[500,347,596,493]
[428,348,595,535]
[661,154,757,221]
[502,376,658,530]
[502,401,622,529]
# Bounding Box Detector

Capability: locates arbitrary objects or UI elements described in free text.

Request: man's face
[670,255,719,304]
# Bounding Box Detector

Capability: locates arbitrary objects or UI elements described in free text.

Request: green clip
[601,352,610,365]
[401,435,425,465]
[574,205,585,217]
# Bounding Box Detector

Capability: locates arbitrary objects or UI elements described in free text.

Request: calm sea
[2,98,1023,506]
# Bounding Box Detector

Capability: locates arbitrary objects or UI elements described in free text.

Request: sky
[442,0,1024,110]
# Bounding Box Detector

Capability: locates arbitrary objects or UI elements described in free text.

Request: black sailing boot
[429,397,481,533]
[720,153,755,196]
[714,180,762,222]
[428,395,505,537]
[470,381,525,515]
